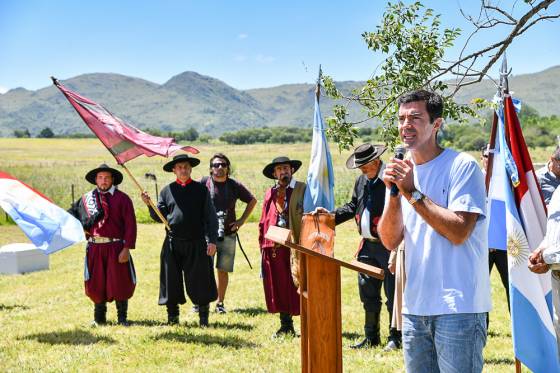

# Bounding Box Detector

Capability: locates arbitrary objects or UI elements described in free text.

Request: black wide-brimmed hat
[163,154,200,172]
[262,156,302,179]
[345,143,387,169]
[85,163,124,185]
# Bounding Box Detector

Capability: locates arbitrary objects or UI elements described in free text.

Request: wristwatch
[408,190,424,206]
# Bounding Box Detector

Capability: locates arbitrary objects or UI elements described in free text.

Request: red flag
[503,95,547,224]
[53,79,198,164]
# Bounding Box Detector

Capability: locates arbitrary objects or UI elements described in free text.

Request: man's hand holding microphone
[382,146,415,199]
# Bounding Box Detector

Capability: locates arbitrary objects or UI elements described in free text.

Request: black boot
[116,300,129,326]
[274,312,296,338]
[92,302,107,327]
[383,327,402,351]
[199,304,210,327]
[167,304,180,325]
[351,311,380,349]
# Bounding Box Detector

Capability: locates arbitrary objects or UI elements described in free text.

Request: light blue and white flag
[303,94,335,212]
[0,171,85,254]
[489,95,559,372]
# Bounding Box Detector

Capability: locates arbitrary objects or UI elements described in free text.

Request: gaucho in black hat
[69,163,137,326]
[141,153,218,327]
[316,143,401,350]
[258,156,306,337]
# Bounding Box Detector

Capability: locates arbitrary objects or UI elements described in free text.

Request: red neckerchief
[176,178,193,187]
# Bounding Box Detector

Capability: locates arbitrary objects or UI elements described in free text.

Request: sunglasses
[211,162,228,168]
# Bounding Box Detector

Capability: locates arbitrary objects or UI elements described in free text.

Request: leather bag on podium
[291,212,336,287]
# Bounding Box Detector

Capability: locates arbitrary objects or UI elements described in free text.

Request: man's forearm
[378,194,404,250]
[404,194,478,245]
[334,202,356,225]
[543,245,560,266]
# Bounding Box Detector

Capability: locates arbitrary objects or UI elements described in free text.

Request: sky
[1,0,559,94]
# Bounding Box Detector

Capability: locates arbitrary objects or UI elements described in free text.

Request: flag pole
[316,65,322,101]
[499,55,522,373]
[485,112,498,192]
[120,164,171,231]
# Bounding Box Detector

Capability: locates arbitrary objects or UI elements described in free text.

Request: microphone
[390,145,407,197]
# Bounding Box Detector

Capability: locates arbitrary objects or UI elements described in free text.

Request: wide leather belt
[88,236,121,244]
[364,237,381,243]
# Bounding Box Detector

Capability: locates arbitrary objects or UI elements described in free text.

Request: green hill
[0,66,558,137]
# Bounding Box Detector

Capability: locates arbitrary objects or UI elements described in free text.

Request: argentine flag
[0,171,85,254]
[488,96,559,372]
[303,94,335,212]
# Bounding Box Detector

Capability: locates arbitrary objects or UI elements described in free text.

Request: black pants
[357,240,395,315]
[158,236,218,306]
[489,249,510,311]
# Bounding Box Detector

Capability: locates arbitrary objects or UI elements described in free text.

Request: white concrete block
[0,243,49,275]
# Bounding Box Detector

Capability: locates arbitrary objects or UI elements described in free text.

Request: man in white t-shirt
[378,90,491,373]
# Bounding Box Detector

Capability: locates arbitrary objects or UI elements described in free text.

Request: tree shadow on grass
[128,319,167,327]
[208,321,254,331]
[484,356,515,365]
[153,330,258,349]
[181,321,254,331]
[231,306,268,316]
[0,304,29,311]
[342,331,362,340]
[22,329,116,345]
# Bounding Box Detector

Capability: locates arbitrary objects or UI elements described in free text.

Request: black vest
[356,175,385,238]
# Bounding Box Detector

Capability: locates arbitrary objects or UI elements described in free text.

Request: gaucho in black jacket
[141,154,218,327]
[333,144,401,351]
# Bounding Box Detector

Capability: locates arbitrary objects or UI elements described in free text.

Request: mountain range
[0,66,558,137]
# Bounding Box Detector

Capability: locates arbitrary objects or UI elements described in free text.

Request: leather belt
[88,236,121,244]
[364,237,381,243]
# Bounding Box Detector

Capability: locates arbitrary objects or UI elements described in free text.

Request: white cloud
[234,55,248,62]
[256,54,275,64]
[237,33,248,39]
[0,85,8,94]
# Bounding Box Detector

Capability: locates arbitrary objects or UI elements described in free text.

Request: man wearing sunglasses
[199,153,257,314]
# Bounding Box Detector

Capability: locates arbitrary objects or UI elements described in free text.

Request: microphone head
[394,145,407,159]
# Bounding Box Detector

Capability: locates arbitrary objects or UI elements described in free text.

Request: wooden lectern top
[265,226,384,280]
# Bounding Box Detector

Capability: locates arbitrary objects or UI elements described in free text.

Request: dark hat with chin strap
[85,163,124,185]
[345,143,387,169]
[262,156,302,179]
[163,154,201,172]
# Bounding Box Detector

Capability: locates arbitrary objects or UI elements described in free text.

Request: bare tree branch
[432,0,558,93]
[484,4,518,23]
[518,14,560,34]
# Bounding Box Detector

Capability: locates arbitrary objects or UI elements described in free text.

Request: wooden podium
[265,226,385,373]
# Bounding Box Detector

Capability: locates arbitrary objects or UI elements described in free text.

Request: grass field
[1,138,551,372]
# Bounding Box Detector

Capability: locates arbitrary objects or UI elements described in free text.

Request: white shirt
[542,188,560,270]
[97,185,116,195]
[400,148,492,315]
